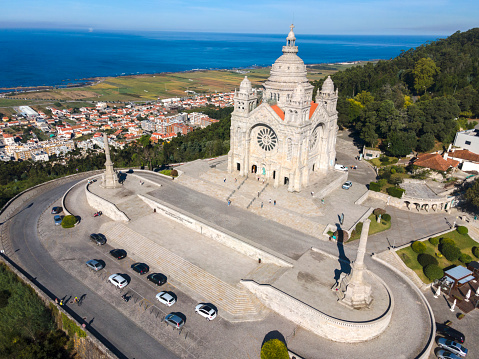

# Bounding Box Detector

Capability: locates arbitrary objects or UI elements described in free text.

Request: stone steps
[104,224,263,317]
[244,263,288,284]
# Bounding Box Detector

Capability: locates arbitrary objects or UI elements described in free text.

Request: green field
[1,62,366,108]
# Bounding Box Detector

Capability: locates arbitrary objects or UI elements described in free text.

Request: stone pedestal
[100,133,120,189]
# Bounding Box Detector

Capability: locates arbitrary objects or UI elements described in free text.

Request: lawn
[396,229,479,283]
[348,214,391,241]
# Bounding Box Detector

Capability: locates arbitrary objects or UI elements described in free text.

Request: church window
[287,138,292,160]
[257,127,278,152]
[278,94,280,101]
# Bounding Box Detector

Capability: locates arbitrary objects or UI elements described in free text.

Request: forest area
[311,28,479,157]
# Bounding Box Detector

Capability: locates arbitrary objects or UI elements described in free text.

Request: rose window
[309,126,320,150]
[257,127,277,151]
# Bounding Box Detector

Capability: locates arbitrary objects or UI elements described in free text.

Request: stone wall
[85,184,129,222]
[241,278,393,343]
[138,194,293,268]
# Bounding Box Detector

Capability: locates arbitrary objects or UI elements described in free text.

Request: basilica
[227,25,339,192]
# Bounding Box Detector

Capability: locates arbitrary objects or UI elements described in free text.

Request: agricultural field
[1,62,365,106]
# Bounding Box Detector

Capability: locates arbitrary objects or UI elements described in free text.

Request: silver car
[86,259,104,271]
[436,349,462,359]
[164,313,184,329]
[437,337,468,357]
[108,273,129,289]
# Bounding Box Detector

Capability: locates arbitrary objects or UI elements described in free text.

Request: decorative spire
[283,24,297,53]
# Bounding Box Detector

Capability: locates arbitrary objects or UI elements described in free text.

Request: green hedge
[373,208,386,216]
[61,215,77,229]
[261,339,289,359]
[382,213,391,222]
[459,253,473,264]
[440,243,461,262]
[369,182,381,192]
[473,246,479,258]
[424,264,444,281]
[440,238,455,246]
[456,226,468,235]
[429,237,439,246]
[386,186,405,198]
[417,253,439,267]
[411,241,427,253]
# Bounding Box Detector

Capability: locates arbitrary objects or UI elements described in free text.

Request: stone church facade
[227,25,339,192]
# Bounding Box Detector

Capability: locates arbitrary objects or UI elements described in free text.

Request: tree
[413,58,440,94]
[360,122,378,147]
[261,339,289,359]
[416,132,435,152]
[387,131,417,157]
[465,179,479,211]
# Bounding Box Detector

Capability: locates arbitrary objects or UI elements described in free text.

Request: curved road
[4,177,178,359]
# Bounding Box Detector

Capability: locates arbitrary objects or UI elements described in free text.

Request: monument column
[340,219,373,309]
[101,133,120,189]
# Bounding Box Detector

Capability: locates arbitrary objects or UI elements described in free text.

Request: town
[0,92,235,162]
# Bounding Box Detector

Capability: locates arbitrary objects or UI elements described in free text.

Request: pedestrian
[274,200,276,206]
[311,191,314,196]
[261,202,263,209]
[321,198,325,204]
[262,179,265,184]
[269,199,271,204]
[223,177,226,183]
[227,200,231,206]
[235,178,237,183]
[475,215,477,221]
[257,191,260,197]
[55,298,58,304]
[59,300,63,306]
[74,297,78,304]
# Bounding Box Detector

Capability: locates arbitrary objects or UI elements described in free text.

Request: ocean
[0,29,441,89]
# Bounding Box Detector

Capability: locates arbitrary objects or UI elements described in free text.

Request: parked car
[437,337,468,357]
[164,313,184,329]
[436,349,462,359]
[108,273,128,289]
[334,164,348,171]
[156,291,176,307]
[195,304,217,321]
[342,181,352,190]
[86,259,104,271]
[131,263,149,275]
[51,206,63,214]
[110,249,127,260]
[147,273,167,286]
[54,215,62,226]
[90,233,106,245]
[439,327,465,344]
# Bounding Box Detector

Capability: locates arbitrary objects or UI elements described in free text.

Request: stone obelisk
[101,133,120,188]
[340,219,373,309]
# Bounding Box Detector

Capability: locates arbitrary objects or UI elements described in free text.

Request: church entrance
[237,163,241,171]
[273,171,276,179]
[284,177,289,185]
[252,165,257,173]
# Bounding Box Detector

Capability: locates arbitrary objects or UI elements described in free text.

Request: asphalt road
[5,178,178,359]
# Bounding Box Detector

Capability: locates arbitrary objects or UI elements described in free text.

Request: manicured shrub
[440,238,455,246]
[390,168,396,174]
[417,253,439,267]
[61,215,77,229]
[170,169,178,177]
[160,169,171,176]
[395,166,406,173]
[456,226,468,235]
[411,241,427,253]
[382,213,391,221]
[387,186,405,198]
[369,182,381,192]
[459,253,472,264]
[473,246,479,258]
[429,237,439,246]
[378,178,388,188]
[261,339,289,359]
[424,264,444,281]
[440,243,461,262]
[373,208,386,216]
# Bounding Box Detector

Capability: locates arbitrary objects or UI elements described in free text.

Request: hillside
[312,28,479,156]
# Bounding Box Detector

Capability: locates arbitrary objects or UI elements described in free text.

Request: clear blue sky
[1,0,478,35]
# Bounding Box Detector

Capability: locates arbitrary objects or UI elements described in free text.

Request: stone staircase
[244,263,289,285]
[104,223,264,319]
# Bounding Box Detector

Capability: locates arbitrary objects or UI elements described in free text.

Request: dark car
[439,326,465,344]
[90,233,107,245]
[147,273,167,286]
[110,249,127,260]
[131,263,149,275]
[51,206,63,214]
[164,313,184,330]
[54,215,62,226]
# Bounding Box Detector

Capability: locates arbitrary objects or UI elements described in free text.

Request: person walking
[257,191,260,197]
[223,177,226,183]
[311,191,314,196]
[261,202,263,209]
[274,200,276,206]
[59,300,63,306]
[227,200,231,206]
[269,199,271,204]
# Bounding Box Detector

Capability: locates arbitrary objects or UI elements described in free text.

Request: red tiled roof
[414,153,459,172]
[270,105,285,120]
[309,101,318,119]
[448,149,479,163]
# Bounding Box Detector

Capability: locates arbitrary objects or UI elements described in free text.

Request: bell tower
[233,76,257,117]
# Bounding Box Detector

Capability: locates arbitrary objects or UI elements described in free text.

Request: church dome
[240,76,252,92]
[321,76,335,94]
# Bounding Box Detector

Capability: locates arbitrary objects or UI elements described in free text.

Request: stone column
[101,133,120,189]
[340,219,373,309]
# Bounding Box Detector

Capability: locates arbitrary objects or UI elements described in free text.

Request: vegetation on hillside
[312,28,479,156]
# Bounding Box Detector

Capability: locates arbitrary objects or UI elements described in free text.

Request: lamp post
[434,286,441,299]
[450,299,456,312]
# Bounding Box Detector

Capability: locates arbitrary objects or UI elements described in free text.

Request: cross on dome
[287,24,296,43]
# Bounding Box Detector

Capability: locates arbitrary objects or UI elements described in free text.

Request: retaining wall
[138,194,293,268]
[241,277,393,343]
[85,184,129,222]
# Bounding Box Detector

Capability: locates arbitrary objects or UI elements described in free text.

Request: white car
[334,164,348,171]
[155,291,176,307]
[108,273,128,289]
[195,304,217,321]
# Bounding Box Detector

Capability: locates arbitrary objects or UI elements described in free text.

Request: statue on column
[101,133,121,189]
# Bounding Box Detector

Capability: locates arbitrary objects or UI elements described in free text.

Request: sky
[1,0,478,35]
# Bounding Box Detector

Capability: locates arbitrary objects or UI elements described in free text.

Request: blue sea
[0,29,442,89]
